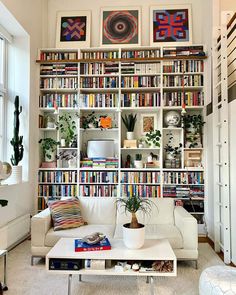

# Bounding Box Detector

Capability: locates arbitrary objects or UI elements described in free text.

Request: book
[74,238,111,252]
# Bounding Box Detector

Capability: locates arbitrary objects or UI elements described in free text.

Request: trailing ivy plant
[122,114,137,132]
[56,113,79,146]
[145,129,162,147]
[164,131,182,158]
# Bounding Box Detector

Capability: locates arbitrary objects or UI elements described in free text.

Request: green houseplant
[39,138,59,162]
[183,114,205,148]
[145,129,162,148]
[81,112,98,129]
[116,196,153,249]
[134,153,143,169]
[9,96,24,184]
[122,114,137,140]
[56,113,78,147]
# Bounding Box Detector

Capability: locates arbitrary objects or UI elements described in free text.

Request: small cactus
[10,96,24,166]
[135,154,142,161]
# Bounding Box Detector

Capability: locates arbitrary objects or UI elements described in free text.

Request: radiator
[0,214,30,249]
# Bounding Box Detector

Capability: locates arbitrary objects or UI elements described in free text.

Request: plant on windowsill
[116,196,153,249]
[39,138,59,162]
[56,113,78,147]
[9,95,24,184]
[122,113,137,140]
[145,129,162,148]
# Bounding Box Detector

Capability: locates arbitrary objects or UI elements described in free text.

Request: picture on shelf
[56,11,91,48]
[150,5,192,46]
[101,7,141,46]
[141,113,157,134]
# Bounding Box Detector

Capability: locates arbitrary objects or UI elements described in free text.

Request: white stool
[199,265,236,295]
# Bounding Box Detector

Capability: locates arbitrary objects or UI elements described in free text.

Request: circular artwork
[164,111,181,128]
[103,10,139,44]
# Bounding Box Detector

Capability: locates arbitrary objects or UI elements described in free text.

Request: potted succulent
[145,129,162,148]
[116,196,153,249]
[9,96,24,184]
[122,114,137,140]
[39,138,59,162]
[56,113,78,147]
[134,154,143,169]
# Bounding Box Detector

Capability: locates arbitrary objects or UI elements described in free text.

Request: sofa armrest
[174,206,198,251]
[31,208,52,247]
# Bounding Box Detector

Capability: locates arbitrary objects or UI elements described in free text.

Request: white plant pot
[68,158,77,168]
[166,153,175,160]
[9,165,22,184]
[60,139,66,147]
[45,150,56,162]
[123,224,145,249]
[134,160,143,169]
[127,132,134,140]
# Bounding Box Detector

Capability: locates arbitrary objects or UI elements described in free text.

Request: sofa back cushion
[48,198,86,231]
[116,203,145,225]
[145,198,174,225]
[78,197,116,225]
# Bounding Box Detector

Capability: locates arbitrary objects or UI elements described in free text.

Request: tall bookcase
[37,46,207,235]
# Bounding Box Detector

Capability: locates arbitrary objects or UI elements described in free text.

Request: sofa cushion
[48,198,86,231]
[78,197,116,225]
[114,224,183,249]
[45,224,115,247]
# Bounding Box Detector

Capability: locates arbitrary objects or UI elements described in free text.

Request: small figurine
[125,154,131,168]
[82,232,106,245]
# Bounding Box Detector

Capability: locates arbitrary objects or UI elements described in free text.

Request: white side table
[0,250,8,291]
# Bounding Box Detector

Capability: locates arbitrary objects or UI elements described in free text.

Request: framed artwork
[150,5,192,46]
[56,11,91,48]
[141,113,157,134]
[100,7,141,47]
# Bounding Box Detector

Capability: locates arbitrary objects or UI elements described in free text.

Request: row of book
[121,63,161,75]
[38,197,47,210]
[38,170,77,183]
[121,76,160,88]
[163,60,204,73]
[80,185,117,197]
[39,93,77,108]
[39,52,77,61]
[163,46,204,57]
[121,184,161,198]
[163,91,204,107]
[40,77,77,89]
[79,171,118,183]
[80,158,119,168]
[40,64,78,76]
[81,51,119,59]
[163,75,204,87]
[121,171,161,184]
[163,172,204,184]
[163,186,204,198]
[80,63,119,75]
[38,184,78,197]
[120,92,161,108]
[80,77,118,88]
[121,49,160,59]
[80,93,118,108]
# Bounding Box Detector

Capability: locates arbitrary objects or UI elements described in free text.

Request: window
[0,36,7,160]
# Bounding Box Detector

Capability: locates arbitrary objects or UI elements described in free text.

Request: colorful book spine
[74,238,111,252]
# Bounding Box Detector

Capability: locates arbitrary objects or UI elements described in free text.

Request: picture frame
[150,5,192,46]
[100,7,141,47]
[56,10,91,48]
[140,113,157,135]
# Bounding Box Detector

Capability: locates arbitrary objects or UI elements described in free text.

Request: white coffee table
[46,238,176,295]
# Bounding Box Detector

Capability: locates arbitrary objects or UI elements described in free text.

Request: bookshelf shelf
[36,45,207,234]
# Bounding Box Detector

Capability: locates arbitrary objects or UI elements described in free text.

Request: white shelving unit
[37,46,207,235]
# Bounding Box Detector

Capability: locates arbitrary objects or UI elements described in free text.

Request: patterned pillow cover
[48,198,86,231]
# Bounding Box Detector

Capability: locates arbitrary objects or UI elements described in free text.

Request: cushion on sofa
[78,197,117,225]
[45,224,115,247]
[48,198,86,231]
[114,224,183,249]
[146,198,175,225]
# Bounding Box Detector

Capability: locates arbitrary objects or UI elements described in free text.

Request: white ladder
[212,11,233,264]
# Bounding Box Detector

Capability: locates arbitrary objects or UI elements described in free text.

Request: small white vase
[123,224,145,249]
[60,139,66,147]
[8,165,22,184]
[68,158,77,168]
[127,132,134,140]
[134,160,143,169]
[45,150,56,162]
[166,152,175,160]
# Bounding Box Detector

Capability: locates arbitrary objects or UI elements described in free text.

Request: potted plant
[81,112,98,129]
[39,138,59,162]
[183,114,205,148]
[122,114,137,140]
[10,96,24,184]
[145,129,162,148]
[116,196,153,249]
[56,113,78,147]
[134,154,143,169]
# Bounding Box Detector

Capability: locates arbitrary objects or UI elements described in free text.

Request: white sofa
[31,197,198,265]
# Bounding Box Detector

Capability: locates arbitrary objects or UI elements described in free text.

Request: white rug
[1,241,224,295]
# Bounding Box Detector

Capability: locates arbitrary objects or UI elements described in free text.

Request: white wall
[0,0,45,229]
[48,0,212,48]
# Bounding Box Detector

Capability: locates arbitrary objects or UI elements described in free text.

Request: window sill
[0,181,29,189]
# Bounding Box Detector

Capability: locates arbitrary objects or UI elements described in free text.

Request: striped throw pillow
[49,198,86,231]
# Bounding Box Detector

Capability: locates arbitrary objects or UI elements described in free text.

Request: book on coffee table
[74,238,111,252]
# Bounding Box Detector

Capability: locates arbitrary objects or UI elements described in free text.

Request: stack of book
[80,158,118,168]
[74,238,111,252]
